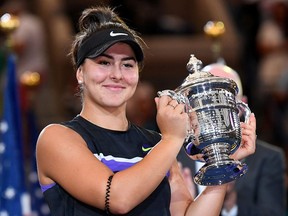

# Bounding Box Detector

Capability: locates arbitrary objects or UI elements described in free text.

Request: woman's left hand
[230,113,257,161]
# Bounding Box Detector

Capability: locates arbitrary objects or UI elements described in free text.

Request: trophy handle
[236,101,251,123]
[157,90,190,108]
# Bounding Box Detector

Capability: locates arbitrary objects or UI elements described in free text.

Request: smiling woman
[77,43,139,109]
[35,6,257,216]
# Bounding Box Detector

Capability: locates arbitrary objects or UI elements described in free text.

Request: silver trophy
[158,55,251,186]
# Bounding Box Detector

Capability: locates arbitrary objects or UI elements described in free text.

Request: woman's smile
[102,83,126,92]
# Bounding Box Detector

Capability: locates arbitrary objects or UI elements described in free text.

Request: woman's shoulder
[39,123,73,137]
[37,121,85,151]
[39,116,82,137]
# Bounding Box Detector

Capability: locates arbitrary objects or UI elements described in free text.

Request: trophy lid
[175,54,238,95]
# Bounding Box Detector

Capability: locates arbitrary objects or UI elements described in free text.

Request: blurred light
[204,21,225,38]
[20,71,41,87]
[0,13,20,33]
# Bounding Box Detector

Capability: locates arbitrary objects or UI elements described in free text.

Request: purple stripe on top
[102,158,137,172]
[40,182,56,192]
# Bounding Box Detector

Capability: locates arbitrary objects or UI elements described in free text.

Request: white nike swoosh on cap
[110,31,128,37]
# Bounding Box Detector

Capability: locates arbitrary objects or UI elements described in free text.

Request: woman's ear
[76,67,83,84]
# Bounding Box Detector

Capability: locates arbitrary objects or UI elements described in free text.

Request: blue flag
[26,109,50,215]
[0,54,26,214]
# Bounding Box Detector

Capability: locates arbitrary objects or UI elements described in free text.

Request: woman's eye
[123,60,137,68]
[98,60,110,65]
[123,63,133,68]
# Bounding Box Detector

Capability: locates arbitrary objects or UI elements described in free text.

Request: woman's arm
[36,96,189,214]
[169,160,227,216]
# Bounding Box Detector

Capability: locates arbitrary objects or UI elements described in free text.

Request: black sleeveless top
[42,115,171,216]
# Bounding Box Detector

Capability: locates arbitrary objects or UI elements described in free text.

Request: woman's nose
[109,65,123,80]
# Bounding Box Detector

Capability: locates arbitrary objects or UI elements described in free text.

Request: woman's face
[77,42,139,109]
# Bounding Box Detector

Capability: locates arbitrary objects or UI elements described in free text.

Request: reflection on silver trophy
[158,55,251,186]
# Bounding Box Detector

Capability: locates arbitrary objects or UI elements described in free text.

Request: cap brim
[87,38,143,62]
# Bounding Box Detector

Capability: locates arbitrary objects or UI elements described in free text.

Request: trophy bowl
[158,55,251,186]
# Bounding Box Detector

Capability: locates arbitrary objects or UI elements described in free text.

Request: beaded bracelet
[105,175,114,215]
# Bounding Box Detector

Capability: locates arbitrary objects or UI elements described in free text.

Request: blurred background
[0,0,287,215]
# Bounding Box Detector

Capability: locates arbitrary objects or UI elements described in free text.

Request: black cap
[76,28,144,68]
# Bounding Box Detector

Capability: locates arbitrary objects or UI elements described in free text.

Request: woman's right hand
[155,95,189,142]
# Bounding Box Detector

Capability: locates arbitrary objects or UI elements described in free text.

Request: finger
[167,104,176,109]
[241,125,257,143]
[241,127,257,146]
[189,153,204,162]
[241,126,253,136]
[241,134,254,143]
[168,99,179,106]
[241,135,256,153]
[174,103,186,113]
[241,120,255,132]
[155,95,171,109]
[154,97,159,109]
[241,128,257,145]
[248,113,256,130]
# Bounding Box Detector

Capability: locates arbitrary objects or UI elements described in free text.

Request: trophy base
[194,159,248,186]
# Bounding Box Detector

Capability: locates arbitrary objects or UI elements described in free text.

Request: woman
[36,6,256,215]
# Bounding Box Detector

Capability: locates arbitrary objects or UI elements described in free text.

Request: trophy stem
[194,143,248,186]
[202,143,231,163]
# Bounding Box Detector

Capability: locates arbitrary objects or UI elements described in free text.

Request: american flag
[0,54,50,215]
[0,53,25,215]
[26,109,50,216]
